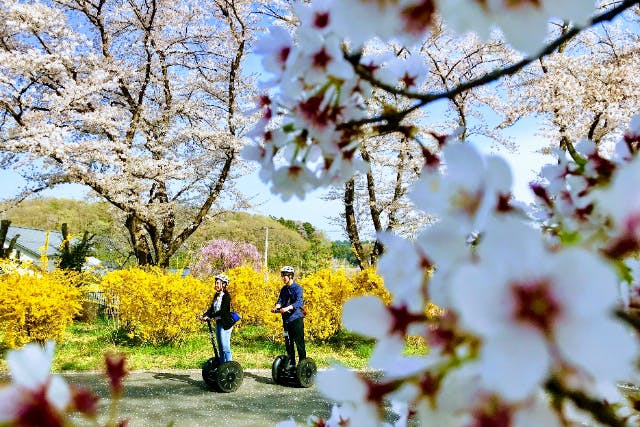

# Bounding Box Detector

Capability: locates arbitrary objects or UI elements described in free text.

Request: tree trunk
[125,214,155,266]
[361,145,384,266]
[344,178,366,270]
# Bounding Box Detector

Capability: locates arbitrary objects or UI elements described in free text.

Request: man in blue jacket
[272,265,306,366]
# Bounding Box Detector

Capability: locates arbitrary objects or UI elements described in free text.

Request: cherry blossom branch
[545,377,627,427]
[615,308,640,333]
[342,0,640,129]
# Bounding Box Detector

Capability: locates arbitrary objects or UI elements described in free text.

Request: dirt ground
[61,368,334,427]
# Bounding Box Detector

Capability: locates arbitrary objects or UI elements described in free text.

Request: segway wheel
[271,355,288,385]
[296,358,317,388]
[216,361,243,393]
[202,356,221,391]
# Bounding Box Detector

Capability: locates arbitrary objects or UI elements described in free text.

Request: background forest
[0,198,361,273]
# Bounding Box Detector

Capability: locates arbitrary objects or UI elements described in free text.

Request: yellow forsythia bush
[99,264,435,344]
[224,266,393,342]
[226,266,274,327]
[225,267,354,341]
[297,269,351,340]
[351,267,392,304]
[224,266,285,340]
[0,261,83,348]
[100,267,214,344]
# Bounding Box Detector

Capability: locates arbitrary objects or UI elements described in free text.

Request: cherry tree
[243,0,640,425]
[190,238,261,278]
[500,1,640,155]
[334,20,518,269]
[0,0,263,266]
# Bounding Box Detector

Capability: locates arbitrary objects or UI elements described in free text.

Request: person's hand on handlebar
[198,314,210,321]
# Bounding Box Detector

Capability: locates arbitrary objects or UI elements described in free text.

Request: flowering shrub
[226,266,394,341]
[225,265,274,327]
[0,262,82,348]
[100,267,214,344]
[351,267,391,304]
[190,239,261,278]
[298,269,353,340]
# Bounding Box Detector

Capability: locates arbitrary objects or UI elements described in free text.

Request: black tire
[271,355,288,385]
[296,358,317,388]
[216,361,243,393]
[202,357,221,391]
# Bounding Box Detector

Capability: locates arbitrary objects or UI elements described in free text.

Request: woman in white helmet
[272,266,306,366]
[200,273,234,363]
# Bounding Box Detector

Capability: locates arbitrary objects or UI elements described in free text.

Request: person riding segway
[270,266,316,388]
[199,273,243,392]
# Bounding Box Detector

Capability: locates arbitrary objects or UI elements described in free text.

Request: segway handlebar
[271,307,293,314]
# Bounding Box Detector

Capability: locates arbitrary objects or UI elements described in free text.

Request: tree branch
[341,0,639,129]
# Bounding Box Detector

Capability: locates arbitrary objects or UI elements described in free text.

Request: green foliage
[27,318,384,372]
[330,240,359,266]
[1,198,338,270]
[301,236,332,273]
[271,217,318,241]
[0,198,116,235]
[58,223,96,271]
[0,198,131,268]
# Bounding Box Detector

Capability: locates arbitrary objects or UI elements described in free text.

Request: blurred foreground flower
[0,341,127,427]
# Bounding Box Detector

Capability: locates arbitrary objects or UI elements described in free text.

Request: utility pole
[264,226,269,283]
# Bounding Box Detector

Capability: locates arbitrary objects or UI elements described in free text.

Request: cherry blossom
[0,342,71,426]
[596,154,640,258]
[449,217,637,400]
[436,0,593,52]
[376,232,429,313]
[315,364,413,427]
[253,26,295,84]
[409,141,513,234]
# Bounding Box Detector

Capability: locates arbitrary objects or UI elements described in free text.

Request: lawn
[0,316,429,373]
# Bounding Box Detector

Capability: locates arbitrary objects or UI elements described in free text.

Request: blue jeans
[215,322,233,363]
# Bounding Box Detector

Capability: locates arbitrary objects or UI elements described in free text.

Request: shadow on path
[243,370,274,385]
[151,372,204,389]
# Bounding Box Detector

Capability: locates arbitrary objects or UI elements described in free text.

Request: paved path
[61,369,334,427]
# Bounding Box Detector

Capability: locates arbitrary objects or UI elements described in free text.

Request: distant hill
[0,198,334,271]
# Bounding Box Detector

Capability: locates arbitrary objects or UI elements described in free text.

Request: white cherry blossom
[0,342,71,425]
[596,154,640,258]
[449,217,637,400]
[436,0,594,53]
[409,141,513,234]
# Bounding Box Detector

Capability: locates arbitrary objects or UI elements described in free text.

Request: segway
[201,319,243,392]
[270,311,317,388]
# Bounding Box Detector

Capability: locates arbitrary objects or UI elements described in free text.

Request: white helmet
[280,266,295,275]
[215,273,229,286]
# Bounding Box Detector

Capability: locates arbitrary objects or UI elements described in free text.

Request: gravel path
[61,369,334,427]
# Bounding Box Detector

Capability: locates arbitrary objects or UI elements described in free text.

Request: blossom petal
[0,386,22,422]
[316,365,367,402]
[47,375,71,411]
[556,317,637,381]
[480,332,550,401]
[342,296,391,339]
[7,342,55,390]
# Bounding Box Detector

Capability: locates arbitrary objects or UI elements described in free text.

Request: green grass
[0,317,429,373]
